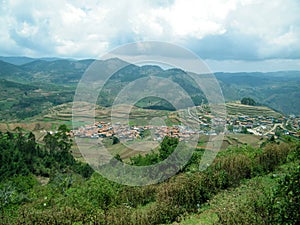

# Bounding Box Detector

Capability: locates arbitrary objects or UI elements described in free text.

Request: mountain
[0,56,300,118]
[216,71,300,115]
[0,60,27,78]
[98,62,205,108]
[0,78,75,120]
[20,59,94,83]
[0,59,32,82]
[0,56,71,65]
[0,58,95,84]
[0,56,36,65]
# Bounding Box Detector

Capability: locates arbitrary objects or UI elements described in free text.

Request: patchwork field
[0,102,272,161]
[226,102,281,117]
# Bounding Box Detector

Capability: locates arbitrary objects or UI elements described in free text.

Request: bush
[210,154,252,187]
[241,97,256,106]
[271,165,300,224]
[212,177,274,225]
[255,143,290,174]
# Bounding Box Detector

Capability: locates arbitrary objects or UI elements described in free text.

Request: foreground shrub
[212,177,274,225]
[256,143,290,174]
[271,165,300,224]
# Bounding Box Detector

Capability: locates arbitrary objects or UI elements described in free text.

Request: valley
[0,57,299,225]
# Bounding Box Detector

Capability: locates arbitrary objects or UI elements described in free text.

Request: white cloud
[226,0,300,58]
[161,0,236,38]
[206,58,300,72]
[131,0,237,41]
[0,0,299,60]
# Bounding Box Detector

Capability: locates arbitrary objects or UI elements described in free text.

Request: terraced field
[226,103,282,117]
[0,102,272,161]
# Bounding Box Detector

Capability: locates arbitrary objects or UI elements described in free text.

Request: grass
[174,160,299,225]
[226,134,264,148]
[174,211,218,225]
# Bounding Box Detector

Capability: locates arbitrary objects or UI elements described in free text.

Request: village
[71,111,300,142]
[72,121,198,142]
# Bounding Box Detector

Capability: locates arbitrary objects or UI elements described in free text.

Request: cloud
[205,59,300,72]
[225,0,300,59]
[0,0,300,61]
[185,32,261,60]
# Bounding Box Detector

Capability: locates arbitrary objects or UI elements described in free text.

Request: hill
[226,102,282,117]
[0,127,299,224]
[0,60,29,82]
[216,71,300,115]
[20,59,94,84]
[0,56,37,65]
[0,56,300,119]
[0,56,71,65]
[0,78,74,121]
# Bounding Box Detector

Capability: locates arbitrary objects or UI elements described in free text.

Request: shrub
[256,143,290,174]
[271,165,300,224]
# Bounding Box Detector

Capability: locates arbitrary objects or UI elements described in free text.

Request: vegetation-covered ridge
[0,125,299,224]
[0,125,93,181]
[0,57,300,120]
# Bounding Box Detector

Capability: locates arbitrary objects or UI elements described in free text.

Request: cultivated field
[0,102,271,161]
[226,103,281,117]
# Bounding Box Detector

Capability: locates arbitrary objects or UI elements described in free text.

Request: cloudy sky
[1,0,300,71]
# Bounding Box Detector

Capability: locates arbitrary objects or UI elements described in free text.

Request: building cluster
[72,114,300,141]
[72,122,198,141]
[73,121,114,139]
[289,115,300,129]
[225,114,300,137]
[227,115,278,133]
[145,125,198,141]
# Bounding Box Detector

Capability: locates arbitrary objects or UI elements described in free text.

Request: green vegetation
[135,97,176,111]
[241,97,256,106]
[1,57,300,224]
[272,164,300,224]
[130,136,178,166]
[2,58,299,122]
[0,125,299,224]
[216,71,300,115]
[0,78,75,121]
[226,102,281,117]
[192,161,300,225]
[0,125,93,181]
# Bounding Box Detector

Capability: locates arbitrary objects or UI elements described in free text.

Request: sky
[1,0,300,72]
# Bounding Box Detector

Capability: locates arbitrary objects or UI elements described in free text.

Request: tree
[159,136,178,160]
[112,136,120,145]
[43,125,74,166]
[241,97,256,106]
[130,137,178,166]
[241,126,249,134]
[114,154,122,162]
[227,124,234,132]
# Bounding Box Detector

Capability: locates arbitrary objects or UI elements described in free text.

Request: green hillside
[226,102,282,117]
[216,71,300,115]
[0,128,299,224]
[0,79,74,121]
[1,57,299,224]
[1,57,300,121]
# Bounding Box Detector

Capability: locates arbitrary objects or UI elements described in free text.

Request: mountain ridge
[0,56,300,116]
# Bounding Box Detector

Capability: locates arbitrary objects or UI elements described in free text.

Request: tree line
[0,127,299,224]
[0,125,93,181]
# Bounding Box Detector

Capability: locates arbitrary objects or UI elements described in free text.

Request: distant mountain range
[0,56,72,65]
[215,71,300,115]
[0,56,299,120]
